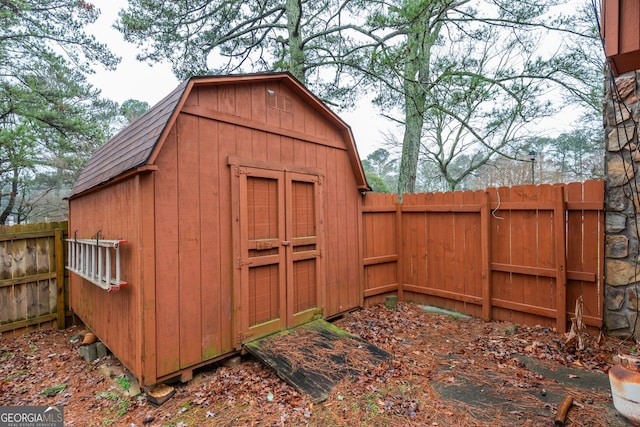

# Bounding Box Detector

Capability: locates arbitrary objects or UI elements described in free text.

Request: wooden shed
[67,72,369,386]
[602,0,640,75]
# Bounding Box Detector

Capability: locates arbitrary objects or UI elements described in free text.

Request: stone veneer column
[604,71,640,338]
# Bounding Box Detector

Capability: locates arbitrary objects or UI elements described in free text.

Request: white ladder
[66,237,127,291]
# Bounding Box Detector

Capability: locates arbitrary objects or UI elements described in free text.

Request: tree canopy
[358,0,602,194]
[0,0,605,225]
[117,0,603,196]
[117,0,371,105]
[362,148,397,192]
[369,128,604,192]
[0,0,119,223]
[119,99,150,124]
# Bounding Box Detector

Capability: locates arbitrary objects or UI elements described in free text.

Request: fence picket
[0,222,68,335]
[362,181,605,330]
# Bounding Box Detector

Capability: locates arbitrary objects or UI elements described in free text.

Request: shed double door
[234,166,323,344]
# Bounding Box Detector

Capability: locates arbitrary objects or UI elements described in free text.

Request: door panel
[292,259,317,313]
[239,170,286,340]
[286,173,322,327]
[235,167,322,345]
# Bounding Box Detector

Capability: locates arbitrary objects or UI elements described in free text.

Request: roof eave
[67,165,159,200]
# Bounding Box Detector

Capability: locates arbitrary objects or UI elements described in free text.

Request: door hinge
[236,257,253,268]
[234,167,250,177]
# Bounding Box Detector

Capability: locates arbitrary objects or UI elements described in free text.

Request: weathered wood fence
[362,181,604,333]
[0,222,68,335]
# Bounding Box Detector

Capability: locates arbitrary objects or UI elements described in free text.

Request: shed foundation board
[243,319,392,402]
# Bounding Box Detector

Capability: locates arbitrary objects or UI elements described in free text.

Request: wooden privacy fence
[0,181,604,336]
[362,181,604,333]
[0,222,68,335]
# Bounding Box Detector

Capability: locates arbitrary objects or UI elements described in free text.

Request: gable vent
[267,90,292,113]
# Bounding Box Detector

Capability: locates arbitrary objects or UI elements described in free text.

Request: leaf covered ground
[0,302,637,426]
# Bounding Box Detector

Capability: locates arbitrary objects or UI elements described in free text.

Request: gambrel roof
[69,72,369,198]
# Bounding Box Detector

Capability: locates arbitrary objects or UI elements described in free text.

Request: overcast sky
[86,1,178,104]
[85,1,589,159]
[85,1,389,157]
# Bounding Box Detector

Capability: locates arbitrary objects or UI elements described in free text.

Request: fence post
[481,191,492,322]
[554,186,567,333]
[395,199,404,302]
[55,228,66,329]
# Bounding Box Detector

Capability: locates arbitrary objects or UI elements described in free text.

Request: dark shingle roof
[69,80,189,197]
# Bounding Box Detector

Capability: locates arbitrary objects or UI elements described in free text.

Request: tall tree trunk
[397,95,425,198]
[0,167,18,224]
[286,0,305,83]
[396,12,436,199]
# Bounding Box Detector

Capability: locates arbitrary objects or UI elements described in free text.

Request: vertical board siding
[69,177,142,374]
[343,152,360,311]
[199,117,221,361]
[602,0,640,75]
[217,119,235,354]
[324,148,340,314]
[139,172,157,384]
[154,126,181,377]
[147,80,363,381]
[336,150,350,313]
[0,222,68,334]
[69,77,364,385]
[177,113,202,369]
[619,0,640,53]
[362,181,604,330]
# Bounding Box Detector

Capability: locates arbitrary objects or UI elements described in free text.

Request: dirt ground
[1,302,638,426]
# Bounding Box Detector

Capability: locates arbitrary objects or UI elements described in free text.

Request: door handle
[281,241,291,246]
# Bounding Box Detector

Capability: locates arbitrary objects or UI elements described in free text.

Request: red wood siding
[69,76,364,385]
[148,81,362,379]
[603,0,640,75]
[68,177,144,378]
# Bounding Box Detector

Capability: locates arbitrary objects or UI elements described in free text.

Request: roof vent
[267,90,292,113]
